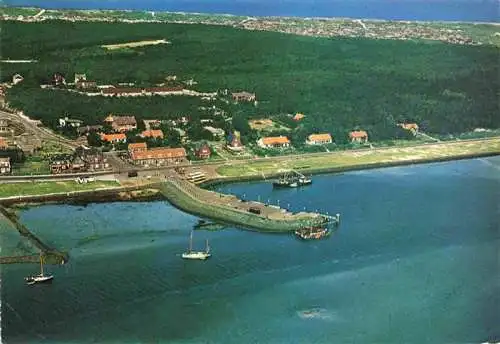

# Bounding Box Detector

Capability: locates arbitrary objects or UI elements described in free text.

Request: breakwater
[0,205,68,264]
[159,177,327,232]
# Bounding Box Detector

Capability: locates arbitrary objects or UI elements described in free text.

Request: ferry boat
[25,254,54,285]
[295,226,331,240]
[182,231,211,260]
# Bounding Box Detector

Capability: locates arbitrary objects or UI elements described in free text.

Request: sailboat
[182,231,211,260]
[25,254,54,285]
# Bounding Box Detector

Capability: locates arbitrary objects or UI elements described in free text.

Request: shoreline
[201,151,500,187]
[1,150,498,207]
[6,6,500,25]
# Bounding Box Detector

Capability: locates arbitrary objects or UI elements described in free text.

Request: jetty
[159,172,333,232]
[0,205,68,265]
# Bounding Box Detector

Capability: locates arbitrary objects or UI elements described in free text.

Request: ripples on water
[1,157,499,343]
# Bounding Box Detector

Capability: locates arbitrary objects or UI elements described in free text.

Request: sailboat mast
[189,231,193,252]
[40,254,44,276]
[206,239,210,253]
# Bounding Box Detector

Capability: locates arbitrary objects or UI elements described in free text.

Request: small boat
[182,231,211,260]
[295,226,331,240]
[298,177,312,186]
[25,254,54,285]
[273,171,312,188]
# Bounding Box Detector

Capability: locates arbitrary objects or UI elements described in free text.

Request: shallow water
[1,157,499,343]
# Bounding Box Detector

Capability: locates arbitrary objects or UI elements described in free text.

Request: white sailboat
[182,231,211,260]
[25,254,54,285]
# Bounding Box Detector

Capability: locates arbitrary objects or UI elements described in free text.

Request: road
[0,109,80,150]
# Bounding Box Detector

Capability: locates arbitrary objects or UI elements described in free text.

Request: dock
[159,172,333,232]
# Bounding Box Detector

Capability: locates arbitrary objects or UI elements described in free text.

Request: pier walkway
[159,172,330,232]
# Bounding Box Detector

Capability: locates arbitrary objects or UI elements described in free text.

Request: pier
[159,172,335,232]
[0,205,68,265]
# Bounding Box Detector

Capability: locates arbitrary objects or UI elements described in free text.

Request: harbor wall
[159,179,325,233]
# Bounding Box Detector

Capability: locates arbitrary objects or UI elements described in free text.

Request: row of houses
[49,146,111,174]
[256,123,419,149]
[256,131,365,149]
[127,142,187,166]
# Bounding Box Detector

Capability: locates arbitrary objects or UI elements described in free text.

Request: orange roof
[100,133,126,142]
[131,147,187,160]
[262,136,290,145]
[349,130,368,139]
[141,129,164,139]
[293,113,305,121]
[128,142,147,150]
[308,133,332,142]
[400,123,419,130]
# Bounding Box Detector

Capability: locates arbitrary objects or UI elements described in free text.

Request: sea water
[5,0,500,22]
[1,156,499,342]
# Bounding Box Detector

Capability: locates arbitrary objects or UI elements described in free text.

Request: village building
[306,133,333,145]
[0,137,8,149]
[76,80,97,90]
[104,115,137,132]
[143,119,161,130]
[0,119,13,136]
[0,157,11,174]
[74,73,87,84]
[77,125,103,136]
[140,129,164,139]
[49,155,77,174]
[101,88,143,97]
[143,86,183,95]
[398,123,419,135]
[257,136,291,149]
[226,131,244,152]
[349,130,369,143]
[203,126,225,139]
[232,91,256,102]
[293,113,305,121]
[59,116,83,128]
[130,147,187,166]
[128,142,147,154]
[52,73,66,86]
[195,143,211,159]
[100,133,127,144]
[12,74,24,85]
[75,146,110,171]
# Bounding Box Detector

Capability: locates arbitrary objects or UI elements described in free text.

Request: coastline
[1,149,499,207]
[5,6,499,25]
[201,150,500,187]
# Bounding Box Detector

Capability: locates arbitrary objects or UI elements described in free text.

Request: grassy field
[0,180,121,198]
[101,39,171,50]
[216,138,500,177]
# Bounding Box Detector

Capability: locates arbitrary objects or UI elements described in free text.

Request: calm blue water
[5,0,500,22]
[1,157,500,343]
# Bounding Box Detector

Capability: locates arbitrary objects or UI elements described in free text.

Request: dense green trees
[1,20,498,144]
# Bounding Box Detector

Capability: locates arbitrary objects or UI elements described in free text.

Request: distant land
[4,0,500,23]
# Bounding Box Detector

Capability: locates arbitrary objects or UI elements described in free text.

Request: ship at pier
[273,170,312,188]
[295,213,340,240]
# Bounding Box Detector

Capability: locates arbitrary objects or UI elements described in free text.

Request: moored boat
[25,254,54,285]
[295,226,330,240]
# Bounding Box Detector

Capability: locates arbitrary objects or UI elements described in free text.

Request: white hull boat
[182,231,211,260]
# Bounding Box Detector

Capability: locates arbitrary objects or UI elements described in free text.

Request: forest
[1,20,499,144]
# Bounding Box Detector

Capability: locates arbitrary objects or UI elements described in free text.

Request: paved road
[0,109,80,149]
